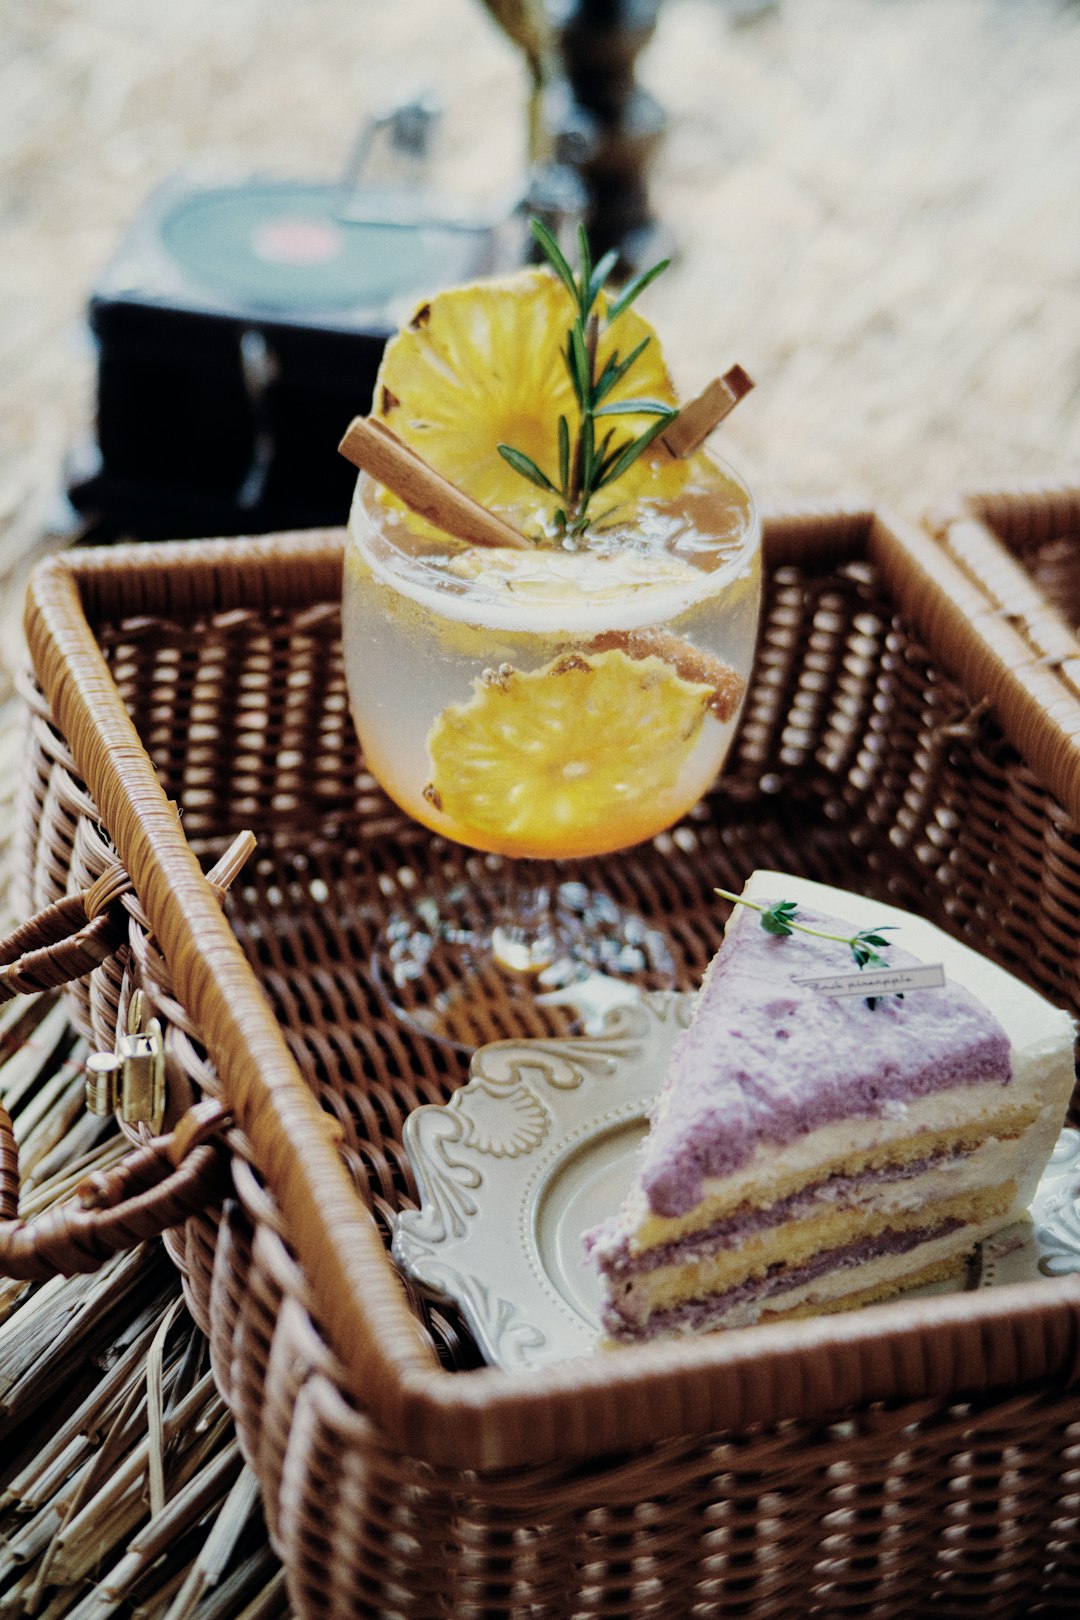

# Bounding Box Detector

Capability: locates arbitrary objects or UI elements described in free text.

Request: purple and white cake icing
[586,871,1074,1342]
[640,907,1011,1220]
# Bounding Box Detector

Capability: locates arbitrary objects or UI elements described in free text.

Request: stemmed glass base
[372,859,677,1050]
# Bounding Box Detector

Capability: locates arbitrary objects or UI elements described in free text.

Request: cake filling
[605,1221,966,1340]
[600,1183,1013,1333]
[589,1145,977,1275]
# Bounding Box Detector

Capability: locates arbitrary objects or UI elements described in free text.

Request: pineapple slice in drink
[424,648,719,860]
[373,267,692,534]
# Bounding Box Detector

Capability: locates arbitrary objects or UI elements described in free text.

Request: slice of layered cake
[586,871,1075,1341]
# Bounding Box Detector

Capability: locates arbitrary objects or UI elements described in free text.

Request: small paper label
[792,963,946,998]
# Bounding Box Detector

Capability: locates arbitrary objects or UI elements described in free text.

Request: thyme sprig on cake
[715,889,897,973]
[497,218,678,539]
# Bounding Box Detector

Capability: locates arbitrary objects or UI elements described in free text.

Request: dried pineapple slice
[424,647,717,859]
[374,269,690,531]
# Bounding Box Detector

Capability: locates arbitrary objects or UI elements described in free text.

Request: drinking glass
[343,453,761,1045]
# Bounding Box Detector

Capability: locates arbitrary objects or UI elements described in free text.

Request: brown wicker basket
[928,481,1080,711]
[9,507,1080,1617]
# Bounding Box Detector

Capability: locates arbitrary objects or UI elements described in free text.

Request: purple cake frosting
[601,1220,963,1340]
[639,903,1011,1219]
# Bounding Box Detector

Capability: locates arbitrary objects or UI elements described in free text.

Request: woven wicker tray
[929,480,1080,710]
[12,507,1080,1616]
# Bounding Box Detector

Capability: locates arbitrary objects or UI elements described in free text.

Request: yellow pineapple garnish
[374,269,691,535]
[422,648,719,859]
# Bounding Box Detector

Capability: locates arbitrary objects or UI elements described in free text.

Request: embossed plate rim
[392,990,1080,1371]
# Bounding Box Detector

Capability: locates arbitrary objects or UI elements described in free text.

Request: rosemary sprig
[497,218,677,538]
[714,889,897,971]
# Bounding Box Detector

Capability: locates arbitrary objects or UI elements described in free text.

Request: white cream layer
[693,1213,1015,1334]
[614,1085,1044,1257]
[613,1154,1017,1324]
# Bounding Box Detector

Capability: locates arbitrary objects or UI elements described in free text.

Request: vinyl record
[158,181,479,312]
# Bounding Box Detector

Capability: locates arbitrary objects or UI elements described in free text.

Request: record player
[66,102,553,540]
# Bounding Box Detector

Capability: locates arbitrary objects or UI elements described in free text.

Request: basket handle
[0,1098,230,1279]
[0,866,133,1001]
[0,832,256,1279]
[0,831,257,1002]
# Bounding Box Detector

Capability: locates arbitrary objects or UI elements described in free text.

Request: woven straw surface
[10,509,1080,1617]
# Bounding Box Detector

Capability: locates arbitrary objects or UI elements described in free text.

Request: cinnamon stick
[661,365,755,460]
[338,417,531,550]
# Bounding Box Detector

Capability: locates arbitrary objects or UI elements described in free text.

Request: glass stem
[490,867,559,975]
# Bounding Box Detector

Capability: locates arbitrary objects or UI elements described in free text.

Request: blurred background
[3,0,1080,599]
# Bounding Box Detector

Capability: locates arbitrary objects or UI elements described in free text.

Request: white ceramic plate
[392,990,1080,1371]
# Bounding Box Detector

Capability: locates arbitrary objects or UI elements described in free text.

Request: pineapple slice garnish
[374,269,691,535]
[423,648,718,859]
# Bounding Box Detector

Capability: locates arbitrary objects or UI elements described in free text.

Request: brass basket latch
[85,993,165,1132]
[79,834,258,1136]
